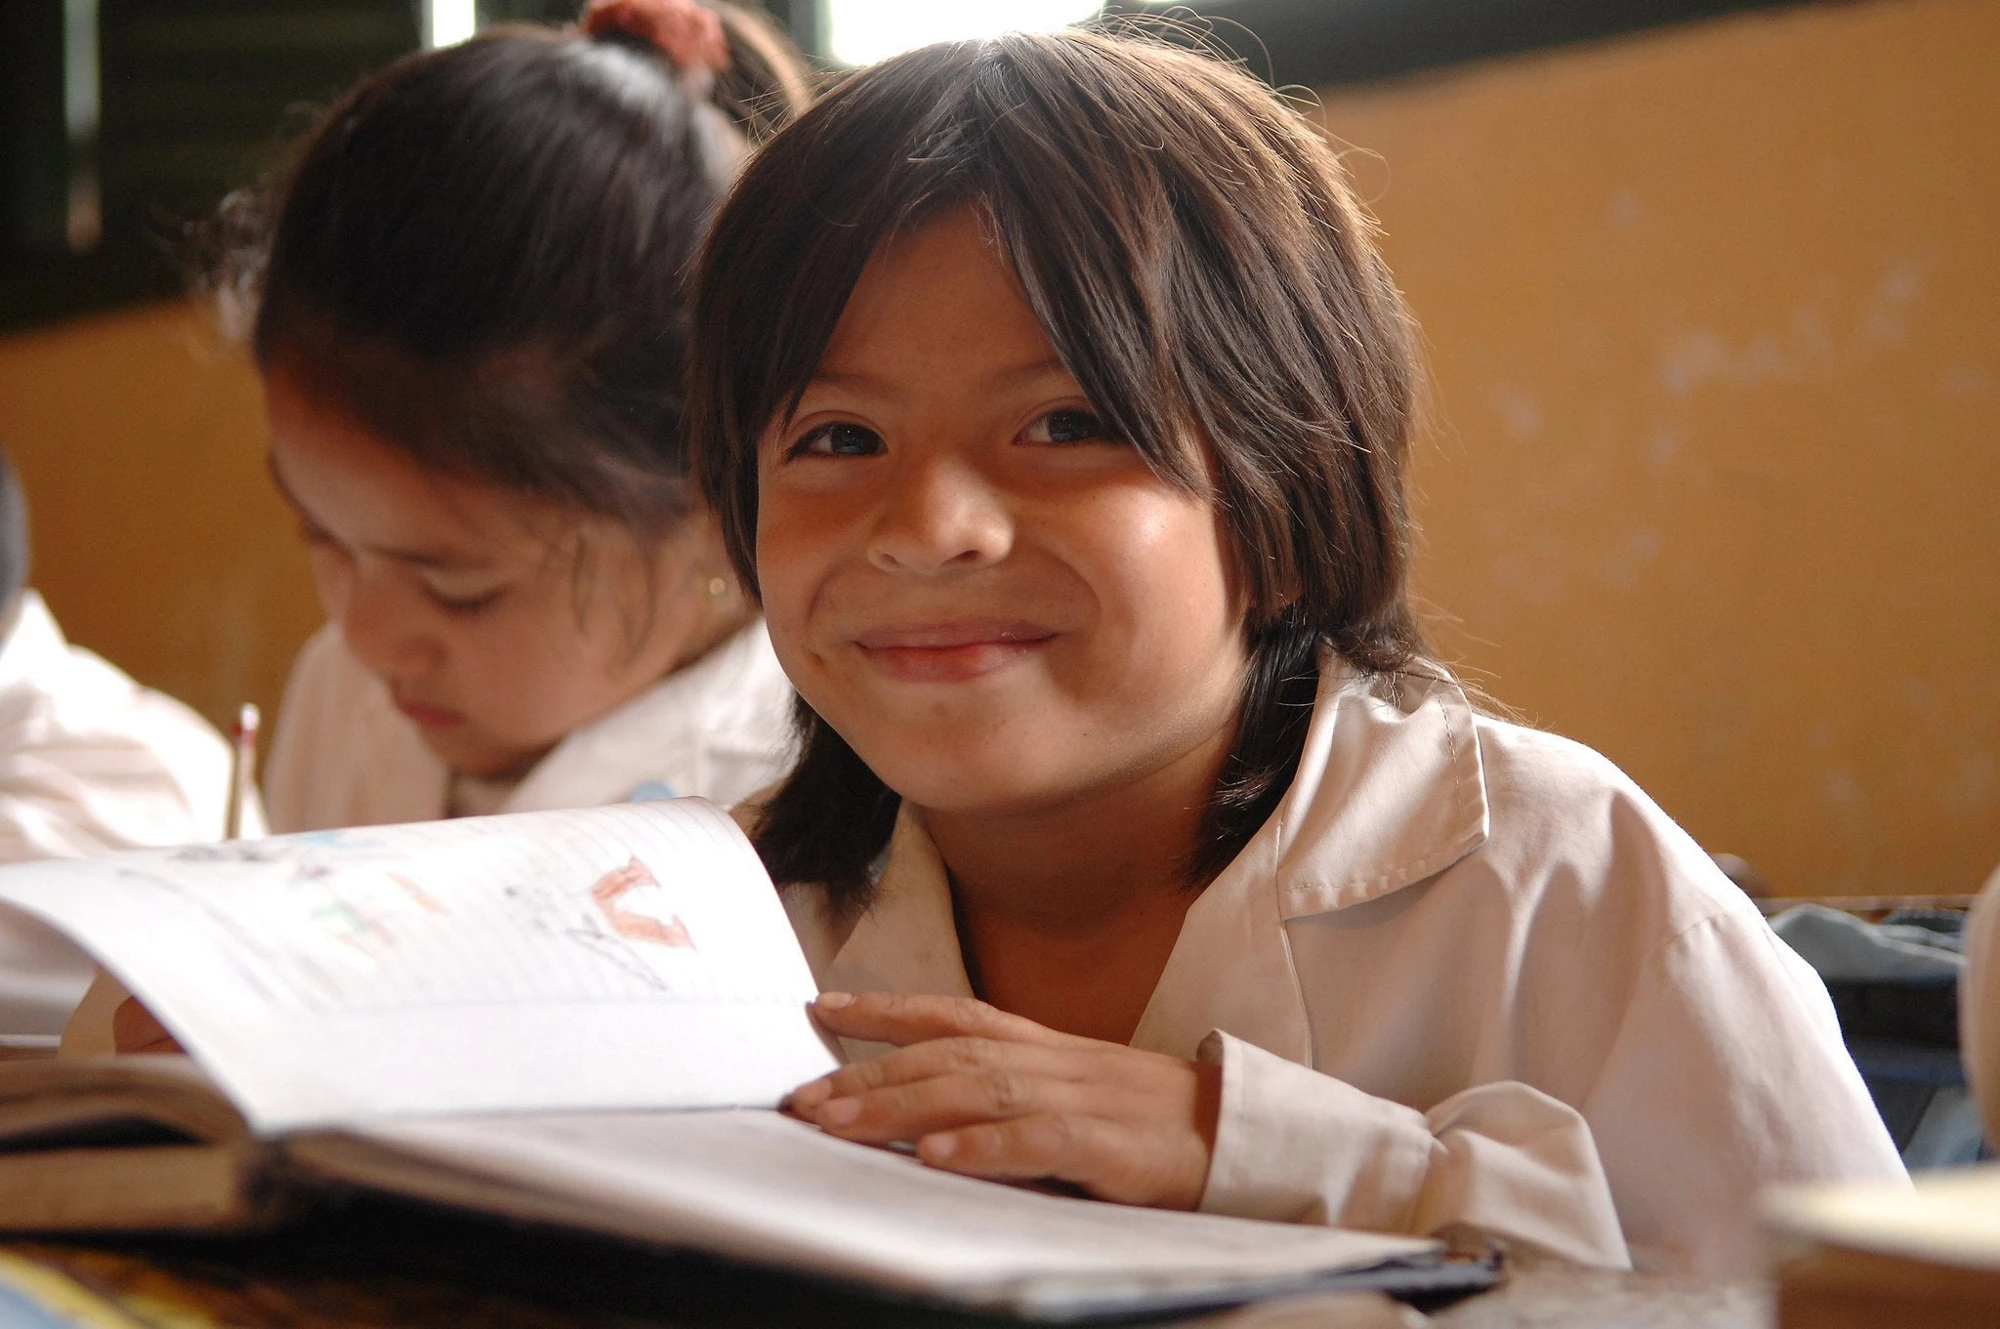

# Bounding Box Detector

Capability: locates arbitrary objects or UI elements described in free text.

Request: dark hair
[687,29,1425,907]
[233,3,810,541]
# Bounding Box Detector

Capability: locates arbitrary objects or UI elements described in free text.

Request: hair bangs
[693,34,1239,597]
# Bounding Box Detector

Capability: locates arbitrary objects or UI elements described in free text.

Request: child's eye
[789,421,883,458]
[424,585,506,616]
[1021,408,1111,446]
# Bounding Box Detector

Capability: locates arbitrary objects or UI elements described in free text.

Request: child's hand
[111,997,184,1055]
[786,991,1219,1210]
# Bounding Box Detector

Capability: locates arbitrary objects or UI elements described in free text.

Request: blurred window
[1,0,1815,335]
[423,0,478,48]
[2,0,417,334]
[820,0,1099,67]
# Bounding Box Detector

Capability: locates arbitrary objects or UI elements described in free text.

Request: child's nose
[865,456,1012,576]
[337,571,444,680]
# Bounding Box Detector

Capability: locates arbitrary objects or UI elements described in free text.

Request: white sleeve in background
[0,591,245,1038]
[0,594,238,858]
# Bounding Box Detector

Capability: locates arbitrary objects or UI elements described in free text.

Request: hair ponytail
[709,4,815,138]
[583,0,812,142]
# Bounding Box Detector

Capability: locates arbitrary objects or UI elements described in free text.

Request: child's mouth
[393,695,466,730]
[852,622,1053,683]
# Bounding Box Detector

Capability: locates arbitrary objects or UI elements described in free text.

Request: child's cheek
[753,517,830,675]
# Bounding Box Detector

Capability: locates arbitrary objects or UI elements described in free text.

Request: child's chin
[422,730,550,784]
[870,750,1092,820]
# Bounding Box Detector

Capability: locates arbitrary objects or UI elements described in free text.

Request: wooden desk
[1429,1264,1766,1328]
[0,1205,1769,1329]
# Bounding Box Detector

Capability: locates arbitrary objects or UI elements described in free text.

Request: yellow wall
[0,0,1993,895]
[0,303,318,736]
[1317,0,2000,894]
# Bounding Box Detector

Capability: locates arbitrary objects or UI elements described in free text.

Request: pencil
[224,703,260,840]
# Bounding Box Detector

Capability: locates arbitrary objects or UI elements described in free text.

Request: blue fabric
[1774,907,1988,1168]
[1771,904,1964,982]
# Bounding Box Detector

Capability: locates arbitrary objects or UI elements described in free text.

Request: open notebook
[0,800,1484,1318]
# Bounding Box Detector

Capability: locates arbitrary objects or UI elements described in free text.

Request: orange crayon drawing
[390,874,447,913]
[590,857,693,948]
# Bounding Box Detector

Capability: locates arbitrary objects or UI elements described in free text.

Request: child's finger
[810,990,1086,1048]
[917,1113,1208,1210]
[789,1035,1087,1112]
[804,1066,1129,1146]
[110,997,183,1055]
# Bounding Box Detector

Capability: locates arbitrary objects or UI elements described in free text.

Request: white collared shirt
[781,659,1906,1277]
[262,619,796,832]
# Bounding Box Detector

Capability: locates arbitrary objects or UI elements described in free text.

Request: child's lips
[851,621,1054,682]
[393,695,465,729]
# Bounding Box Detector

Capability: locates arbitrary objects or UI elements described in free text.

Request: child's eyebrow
[263,452,485,572]
[264,452,325,526]
[990,354,1074,387]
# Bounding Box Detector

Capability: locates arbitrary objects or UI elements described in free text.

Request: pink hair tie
[582,0,729,74]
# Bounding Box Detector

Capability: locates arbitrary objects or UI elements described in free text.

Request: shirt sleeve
[1577,909,1907,1274]
[1194,1030,1632,1269]
[0,729,207,860]
[1193,904,1907,1277]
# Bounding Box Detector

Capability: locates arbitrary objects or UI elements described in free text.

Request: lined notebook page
[0,800,837,1133]
[311,1110,1439,1315]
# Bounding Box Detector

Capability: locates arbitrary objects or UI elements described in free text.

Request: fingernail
[815,991,854,1009]
[820,1097,861,1126]
[921,1133,956,1161]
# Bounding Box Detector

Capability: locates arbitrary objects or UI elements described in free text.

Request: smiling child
[684,29,1907,1275]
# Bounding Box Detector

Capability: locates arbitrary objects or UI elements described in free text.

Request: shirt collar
[510,619,780,813]
[1266,658,1490,920]
[814,655,1490,1061]
[820,802,977,1002]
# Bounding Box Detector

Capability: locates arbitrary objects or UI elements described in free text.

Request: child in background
[73,0,806,1052]
[683,30,1907,1275]
[0,445,253,1039]
[240,0,810,831]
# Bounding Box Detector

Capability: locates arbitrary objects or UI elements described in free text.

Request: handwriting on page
[0,799,835,1128]
[112,813,769,1016]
